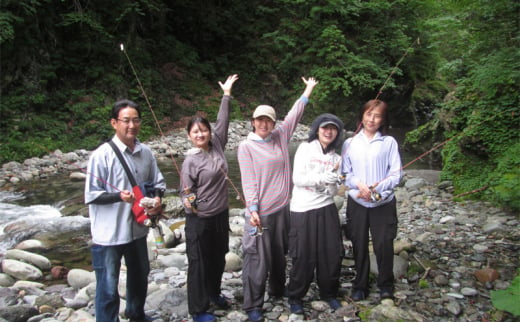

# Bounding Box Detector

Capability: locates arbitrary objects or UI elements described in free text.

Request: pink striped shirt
[238,96,308,217]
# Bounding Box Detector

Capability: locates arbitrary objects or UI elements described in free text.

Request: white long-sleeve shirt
[290,139,340,212]
[341,130,402,208]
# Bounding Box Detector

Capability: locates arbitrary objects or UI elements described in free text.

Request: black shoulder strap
[108,140,138,187]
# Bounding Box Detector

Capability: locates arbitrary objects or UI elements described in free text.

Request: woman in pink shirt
[238,77,318,322]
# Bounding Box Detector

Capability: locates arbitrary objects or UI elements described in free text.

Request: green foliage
[491,269,520,317]
[419,279,429,289]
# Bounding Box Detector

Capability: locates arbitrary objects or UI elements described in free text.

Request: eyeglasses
[117,118,142,125]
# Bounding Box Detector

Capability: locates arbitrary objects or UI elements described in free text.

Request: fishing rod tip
[120,43,124,51]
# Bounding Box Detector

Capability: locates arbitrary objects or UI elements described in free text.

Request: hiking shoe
[192,312,216,322]
[326,298,341,311]
[351,290,366,301]
[380,288,394,299]
[247,309,264,322]
[210,295,230,309]
[290,303,304,314]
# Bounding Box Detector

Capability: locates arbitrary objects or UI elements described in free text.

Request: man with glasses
[85,99,166,321]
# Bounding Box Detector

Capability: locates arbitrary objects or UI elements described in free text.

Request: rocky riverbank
[0,121,518,321]
[0,121,309,188]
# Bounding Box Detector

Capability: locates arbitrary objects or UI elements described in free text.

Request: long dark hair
[186,116,213,147]
[358,99,390,135]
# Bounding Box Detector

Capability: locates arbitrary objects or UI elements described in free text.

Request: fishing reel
[183,188,198,213]
[139,197,161,227]
[248,225,266,237]
[368,186,382,203]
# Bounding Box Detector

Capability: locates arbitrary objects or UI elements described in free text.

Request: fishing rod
[375,37,420,100]
[366,108,514,201]
[341,37,421,158]
[119,44,246,207]
[119,43,183,179]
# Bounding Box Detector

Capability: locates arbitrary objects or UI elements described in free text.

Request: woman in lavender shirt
[341,99,402,302]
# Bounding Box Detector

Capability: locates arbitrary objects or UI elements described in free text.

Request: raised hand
[302,76,318,98]
[219,74,239,96]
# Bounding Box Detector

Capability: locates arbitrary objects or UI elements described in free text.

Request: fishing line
[120,44,246,206]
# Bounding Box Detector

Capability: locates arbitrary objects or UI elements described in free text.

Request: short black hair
[111,99,141,120]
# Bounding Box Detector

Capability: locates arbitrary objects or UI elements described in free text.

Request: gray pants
[242,205,289,312]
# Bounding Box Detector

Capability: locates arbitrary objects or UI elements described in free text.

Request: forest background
[0,0,518,211]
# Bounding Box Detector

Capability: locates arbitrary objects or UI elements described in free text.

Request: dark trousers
[242,205,290,312]
[91,236,150,322]
[185,210,230,315]
[287,203,343,303]
[345,196,397,293]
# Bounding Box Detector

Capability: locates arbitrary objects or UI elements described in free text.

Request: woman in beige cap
[237,77,318,322]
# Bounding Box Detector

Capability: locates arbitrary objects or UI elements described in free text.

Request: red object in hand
[131,185,150,225]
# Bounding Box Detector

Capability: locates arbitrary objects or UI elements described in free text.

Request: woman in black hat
[287,113,345,314]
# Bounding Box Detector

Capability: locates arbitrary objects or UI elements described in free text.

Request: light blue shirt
[85,135,166,245]
[341,130,402,208]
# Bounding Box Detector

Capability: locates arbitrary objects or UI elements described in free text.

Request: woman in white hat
[237,77,318,322]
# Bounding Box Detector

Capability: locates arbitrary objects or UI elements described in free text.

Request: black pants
[287,203,343,303]
[185,210,230,315]
[344,196,397,293]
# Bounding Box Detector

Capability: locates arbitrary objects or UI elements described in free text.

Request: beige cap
[253,105,276,122]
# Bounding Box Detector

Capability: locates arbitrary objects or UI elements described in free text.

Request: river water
[0,131,439,261]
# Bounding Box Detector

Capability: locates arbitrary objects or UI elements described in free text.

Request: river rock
[51,266,70,279]
[0,304,39,321]
[474,268,500,283]
[369,254,408,279]
[1,259,43,281]
[157,253,187,269]
[69,172,86,181]
[35,294,65,309]
[145,288,188,321]
[224,252,242,272]
[5,249,52,271]
[0,273,15,287]
[369,299,425,321]
[66,268,95,290]
[0,287,19,307]
[14,239,47,251]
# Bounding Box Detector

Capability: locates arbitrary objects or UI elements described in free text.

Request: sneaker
[247,309,264,322]
[289,303,304,314]
[326,298,341,311]
[380,288,394,299]
[210,295,230,309]
[192,312,216,322]
[351,289,366,301]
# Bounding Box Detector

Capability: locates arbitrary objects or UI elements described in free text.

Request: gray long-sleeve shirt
[180,95,231,217]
